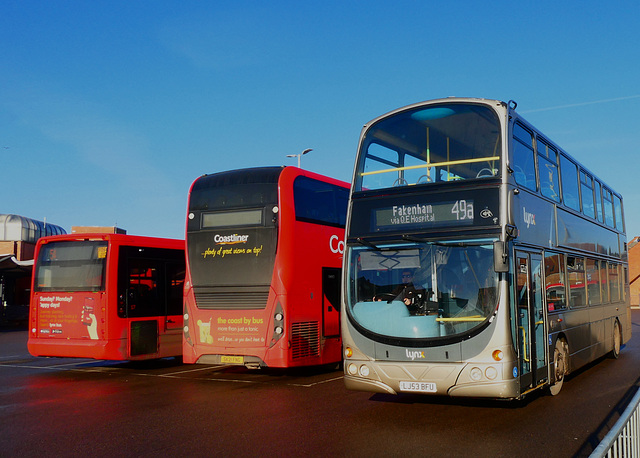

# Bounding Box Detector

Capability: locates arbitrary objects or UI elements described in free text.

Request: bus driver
[373,269,433,315]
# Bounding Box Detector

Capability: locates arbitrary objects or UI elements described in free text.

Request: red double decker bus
[183,166,349,368]
[28,233,185,360]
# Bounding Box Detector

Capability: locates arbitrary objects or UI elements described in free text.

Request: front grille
[291,321,320,359]
[194,287,269,310]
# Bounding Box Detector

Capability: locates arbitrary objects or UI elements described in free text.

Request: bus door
[121,258,161,357]
[119,248,185,357]
[322,267,341,337]
[515,251,548,392]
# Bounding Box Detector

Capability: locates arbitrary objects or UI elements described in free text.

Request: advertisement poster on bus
[35,293,102,340]
[189,228,277,287]
[195,311,268,348]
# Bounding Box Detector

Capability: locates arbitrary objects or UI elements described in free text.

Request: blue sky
[2,1,639,240]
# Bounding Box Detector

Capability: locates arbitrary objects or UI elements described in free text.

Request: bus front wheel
[549,338,568,396]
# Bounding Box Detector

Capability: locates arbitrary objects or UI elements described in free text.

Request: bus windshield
[347,241,498,340]
[34,241,108,292]
[355,103,501,191]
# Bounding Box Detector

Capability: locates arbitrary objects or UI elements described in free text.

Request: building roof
[0,214,66,243]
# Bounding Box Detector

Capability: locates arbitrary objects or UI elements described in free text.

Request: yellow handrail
[436,316,485,322]
[518,322,541,364]
[519,326,529,363]
[361,155,500,176]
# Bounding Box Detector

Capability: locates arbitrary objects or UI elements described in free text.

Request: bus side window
[600,260,610,303]
[613,194,624,231]
[560,155,580,212]
[566,256,586,308]
[603,188,615,227]
[585,258,601,306]
[544,252,566,311]
[293,176,349,227]
[580,171,596,219]
[512,123,536,191]
[536,139,560,202]
[594,180,604,223]
[609,262,621,302]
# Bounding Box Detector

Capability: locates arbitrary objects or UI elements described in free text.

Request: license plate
[221,355,244,365]
[399,381,437,393]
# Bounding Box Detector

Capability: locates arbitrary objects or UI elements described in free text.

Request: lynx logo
[406,349,425,360]
[523,207,536,228]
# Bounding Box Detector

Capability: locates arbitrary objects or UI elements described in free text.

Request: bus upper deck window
[357,103,501,191]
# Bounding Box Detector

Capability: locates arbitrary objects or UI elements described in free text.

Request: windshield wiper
[356,238,381,251]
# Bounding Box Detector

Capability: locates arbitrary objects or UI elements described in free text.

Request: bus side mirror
[494,241,509,273]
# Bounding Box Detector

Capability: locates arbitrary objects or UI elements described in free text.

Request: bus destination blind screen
[373,199,474,231]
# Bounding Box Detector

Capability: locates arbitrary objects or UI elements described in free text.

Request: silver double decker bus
[342,97,630,399]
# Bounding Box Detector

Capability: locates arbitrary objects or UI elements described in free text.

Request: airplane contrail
[520,95,640,113]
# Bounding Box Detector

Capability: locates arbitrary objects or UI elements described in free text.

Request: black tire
[610,320,622,359]
[549,338,568,396]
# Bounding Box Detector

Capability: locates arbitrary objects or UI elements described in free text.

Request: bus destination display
[374,199,474,230]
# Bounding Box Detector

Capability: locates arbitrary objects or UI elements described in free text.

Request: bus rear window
[34,241,108,292]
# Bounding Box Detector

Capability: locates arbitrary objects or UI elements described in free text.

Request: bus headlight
[184,326,189,333]
[275,313,283,321]
[485,366,498,380]
[347,363,358,375]
[275,326,283,335]
[470,367,483,381]
[359,365,370,377]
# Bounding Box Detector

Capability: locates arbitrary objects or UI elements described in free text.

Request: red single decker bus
[28,233,185,360]
[183,166,349,368]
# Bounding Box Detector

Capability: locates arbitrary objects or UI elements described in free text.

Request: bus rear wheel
[549,338,568,396]
[610,320,622,359]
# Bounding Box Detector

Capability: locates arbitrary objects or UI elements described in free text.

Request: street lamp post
[286,148,312,168]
